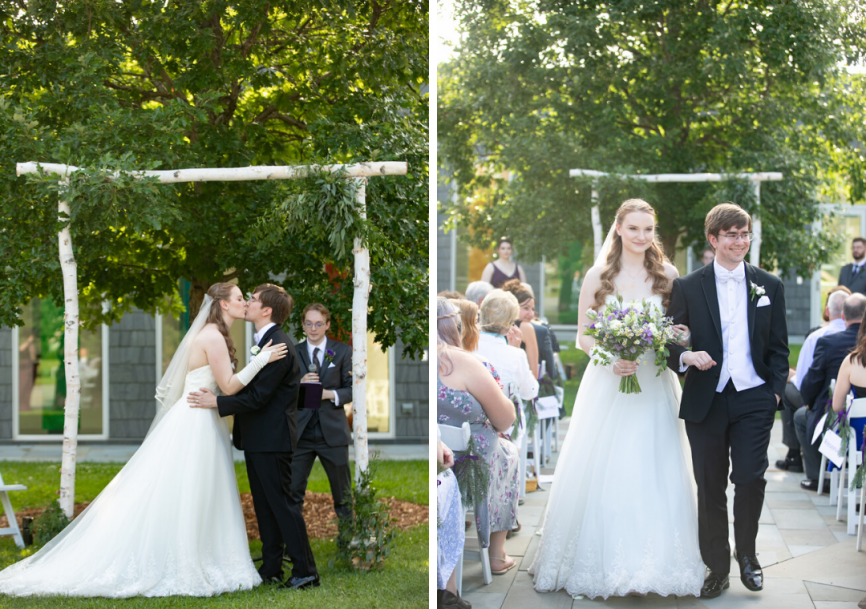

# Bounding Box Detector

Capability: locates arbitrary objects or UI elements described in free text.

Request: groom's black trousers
[245,451,318,580]
[685,381,776,574]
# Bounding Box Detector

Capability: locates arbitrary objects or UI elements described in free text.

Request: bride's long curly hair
[205,282,239,370]
[593,199,672,311]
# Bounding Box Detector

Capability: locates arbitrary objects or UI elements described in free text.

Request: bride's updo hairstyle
[593,199,671,311]
[206,282,239,370]
[437,297,463,376]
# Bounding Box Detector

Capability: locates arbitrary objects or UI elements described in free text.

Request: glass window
[365,333,390,434]
[18,298,104,435]
[820,214,862,305]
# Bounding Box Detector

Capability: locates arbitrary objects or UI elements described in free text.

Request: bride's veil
[592,222,617,270]
[148,294,214,436]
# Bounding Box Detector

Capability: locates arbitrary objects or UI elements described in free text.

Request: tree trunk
[58,180,81,519]
[351,178,370,482]
[188,281,209,320]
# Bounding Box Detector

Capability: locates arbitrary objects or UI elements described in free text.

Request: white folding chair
[438,422,493,594]
[507,383,529,501]
[0,470,27,549]
[818,381,835,499]
[832,398,866,535]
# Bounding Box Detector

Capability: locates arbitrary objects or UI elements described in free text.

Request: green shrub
[332,455,396,570]
[32,503,69,546]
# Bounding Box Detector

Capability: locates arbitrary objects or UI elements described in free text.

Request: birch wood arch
[16,160,408,518]
[569,169,783,267]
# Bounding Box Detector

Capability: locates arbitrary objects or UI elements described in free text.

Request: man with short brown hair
[666,202,789,598]
[838,237,866,295]
[292,302,353,521]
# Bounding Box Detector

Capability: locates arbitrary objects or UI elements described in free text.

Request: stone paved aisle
[461,417,866,609]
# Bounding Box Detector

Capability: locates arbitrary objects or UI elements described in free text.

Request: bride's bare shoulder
[193,324,223,347]
[662,261,679,280]
[583,265,603,284]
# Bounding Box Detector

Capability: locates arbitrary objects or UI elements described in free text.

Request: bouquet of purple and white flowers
[584,297,677,394]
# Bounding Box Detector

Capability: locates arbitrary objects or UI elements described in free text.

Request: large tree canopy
[439,0,866,276]
[0,0,428,357]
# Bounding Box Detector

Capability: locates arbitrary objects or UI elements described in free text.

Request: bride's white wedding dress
[529,295,705,599]
[0,365,261,597]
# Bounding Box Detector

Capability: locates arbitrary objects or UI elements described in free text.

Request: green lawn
[0,459,428,608]
[0,459,428,512]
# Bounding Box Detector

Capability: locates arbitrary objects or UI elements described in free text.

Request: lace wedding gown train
[529,296,705,599]
[0,365,261,597]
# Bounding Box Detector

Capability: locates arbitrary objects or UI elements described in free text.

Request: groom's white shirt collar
[713,259,745,282]
[253,323,277,345]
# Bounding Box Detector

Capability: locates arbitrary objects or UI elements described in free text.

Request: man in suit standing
[838,237,866,295]
[291,303,353,520]
[189,284,319,590]
[666,203,789,598]
[795,293,866,491]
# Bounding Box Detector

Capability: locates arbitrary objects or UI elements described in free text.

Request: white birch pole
[57,178,81,519]
[750,180,762,267]
[351,178,370,482]
[591,181,602,260]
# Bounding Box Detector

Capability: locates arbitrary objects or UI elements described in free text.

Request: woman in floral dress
[437,297,521,576]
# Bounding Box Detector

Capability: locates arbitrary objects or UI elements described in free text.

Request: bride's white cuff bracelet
[237,350,271,386]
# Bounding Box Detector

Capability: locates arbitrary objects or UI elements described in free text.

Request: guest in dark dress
[481,238,527,289]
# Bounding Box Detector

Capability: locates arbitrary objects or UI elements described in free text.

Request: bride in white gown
[530,199,705,599]
[0,282,286,597]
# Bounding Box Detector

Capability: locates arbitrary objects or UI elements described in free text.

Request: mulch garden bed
[0,491,428,542]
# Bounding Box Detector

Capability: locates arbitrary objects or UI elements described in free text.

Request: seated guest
[803,285,852,338]
[518,282,557,381]
[778,289,849,472]
[438,290,465,300]
[829,324,866,466]
[465,281,494,307]
[450,299,481,353]
[476,289,539,404]
[291,303,353,519]
[437,428,470,609]
[796,293,866,490]
[838,237,866,295]
[501,280,539,379]
[437,297,519,576]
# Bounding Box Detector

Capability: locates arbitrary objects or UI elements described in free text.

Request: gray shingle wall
[394,338,428,440]
[108,310,156,439]
[0,328,11,439]
[782,274,813,338]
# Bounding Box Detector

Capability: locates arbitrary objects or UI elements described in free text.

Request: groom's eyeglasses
[717,232,753,243]
[303,322,326,329]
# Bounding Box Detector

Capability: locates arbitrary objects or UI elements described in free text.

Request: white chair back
[439,422,471,452]
[849,397,866,419]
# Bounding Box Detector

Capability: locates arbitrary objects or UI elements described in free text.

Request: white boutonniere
[250,345,261,356]
[750,282,766,302]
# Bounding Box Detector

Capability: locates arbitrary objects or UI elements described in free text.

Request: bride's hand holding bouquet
[584,296,677,394]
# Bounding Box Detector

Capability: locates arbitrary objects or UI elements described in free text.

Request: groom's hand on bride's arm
[681,351,716,371]
[188,388,218,409]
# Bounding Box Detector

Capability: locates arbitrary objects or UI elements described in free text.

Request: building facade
[0,305,427,444]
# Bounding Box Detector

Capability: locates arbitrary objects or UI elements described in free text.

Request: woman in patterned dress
[437,297,520,576]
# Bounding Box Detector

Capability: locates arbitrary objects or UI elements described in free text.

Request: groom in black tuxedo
[666,204,789,598]
[189,284,319,590]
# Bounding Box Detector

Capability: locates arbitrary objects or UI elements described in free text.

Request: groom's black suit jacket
[666,262,789,424]
[217,324,301,452]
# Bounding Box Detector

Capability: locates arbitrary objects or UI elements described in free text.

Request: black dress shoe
[437,589,472,609]
[700,571,730,598]
[775,455,804,473]
[260,576,286,587]
[800,479,831,493]
[287,574,320,590]
[736,553,763,591]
